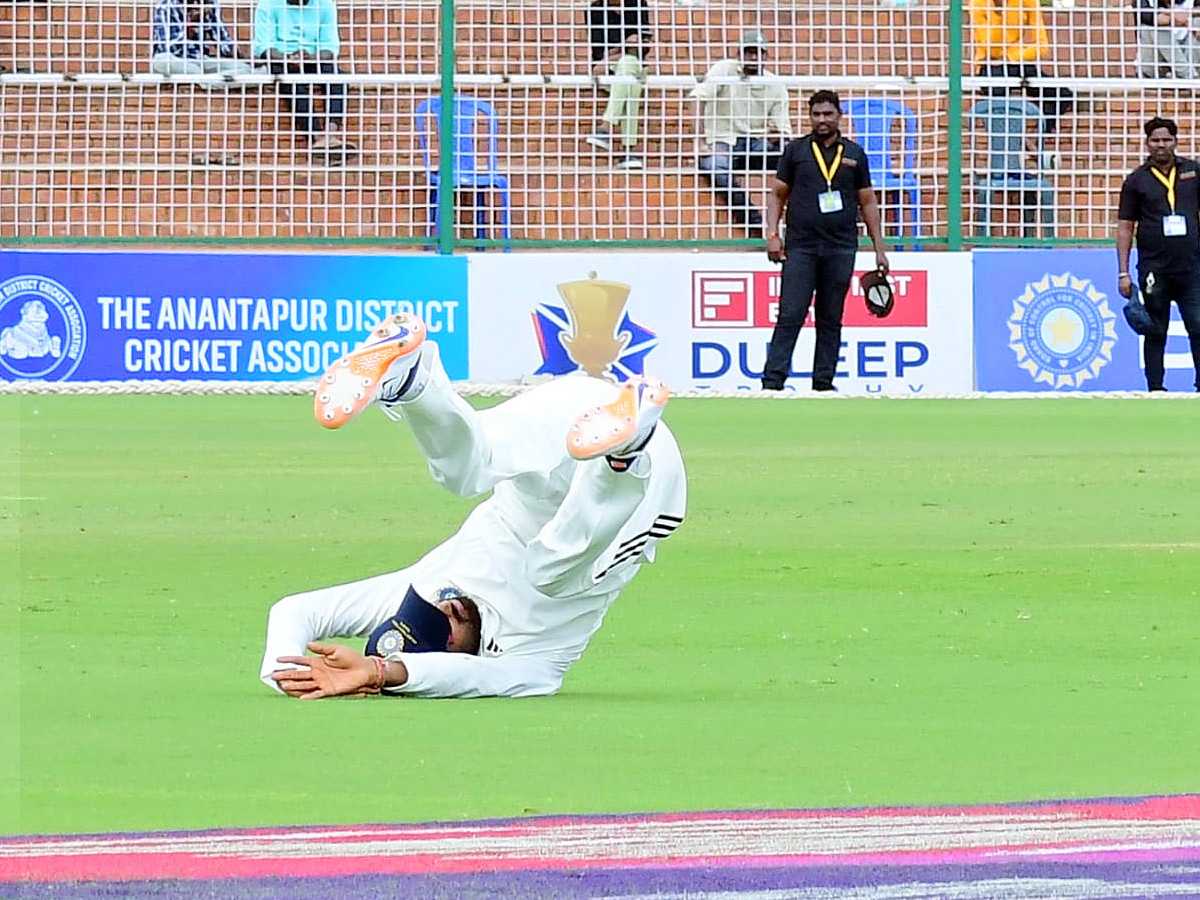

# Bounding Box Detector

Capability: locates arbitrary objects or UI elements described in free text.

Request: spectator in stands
[969,0,1073,150]
[252,0,357,164]
[691,31,793,234]
[1135,0,1200,79]
[585,29,653,170]
[151,0,257,85]
[587,0,651,70]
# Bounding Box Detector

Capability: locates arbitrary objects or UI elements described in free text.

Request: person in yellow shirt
[969,0,1073,138]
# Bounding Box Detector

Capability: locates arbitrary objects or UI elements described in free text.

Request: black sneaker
[585,131,613,152]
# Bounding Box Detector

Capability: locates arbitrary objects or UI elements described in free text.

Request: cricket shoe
[566,376,669,461]
[314,313,426,428]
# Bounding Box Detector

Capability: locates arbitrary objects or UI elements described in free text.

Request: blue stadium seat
[967,98,1055,238]
[844,98,921,244]
[415,96,512,249]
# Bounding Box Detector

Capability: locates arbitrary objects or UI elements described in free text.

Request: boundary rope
[0,380,1195,400]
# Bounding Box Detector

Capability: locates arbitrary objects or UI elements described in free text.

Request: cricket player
[262,312,687,700]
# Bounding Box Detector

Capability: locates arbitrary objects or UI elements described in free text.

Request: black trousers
[761,250,857,389]
[266,59,346,134]
[978,63,1074,134]
[1138,267,1200,390]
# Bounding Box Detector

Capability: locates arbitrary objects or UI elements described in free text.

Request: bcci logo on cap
[375,624,417,655]
[532,272,657,381]
[0,275,86,382]
[1007,273,1117,389]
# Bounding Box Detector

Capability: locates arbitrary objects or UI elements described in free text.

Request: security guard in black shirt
[761,90,890,392]
[1117,115,1200,392]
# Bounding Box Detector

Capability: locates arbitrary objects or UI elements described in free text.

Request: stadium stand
[0,0,1194,244]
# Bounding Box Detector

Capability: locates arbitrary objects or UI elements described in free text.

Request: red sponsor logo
[692,269,929,328]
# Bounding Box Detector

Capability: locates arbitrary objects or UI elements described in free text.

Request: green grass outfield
[3,393,1199,836]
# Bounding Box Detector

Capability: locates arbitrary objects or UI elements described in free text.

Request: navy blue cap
[364,585,452,657]
[1122,286,1160,337]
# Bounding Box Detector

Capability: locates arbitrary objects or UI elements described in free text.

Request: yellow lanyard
[1150,165,1177,214]
[811,140,844,191]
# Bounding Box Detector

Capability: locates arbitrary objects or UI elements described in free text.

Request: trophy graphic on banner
[555,272,633,378]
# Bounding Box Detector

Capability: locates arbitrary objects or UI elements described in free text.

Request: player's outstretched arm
[260,575,414,693]
[271,644,564,700]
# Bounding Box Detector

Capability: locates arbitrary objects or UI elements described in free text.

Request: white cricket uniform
[260,349,687,699]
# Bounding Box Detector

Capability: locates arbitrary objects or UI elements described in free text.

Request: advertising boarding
[0,251,469,383]
[469,252,973,394]
[974,248,1193,392]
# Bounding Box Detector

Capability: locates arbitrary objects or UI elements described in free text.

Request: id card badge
[817,190,844,214]
[1164,214,1188,236]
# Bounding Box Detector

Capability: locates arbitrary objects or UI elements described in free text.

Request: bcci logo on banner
[531,272,657,381]
[1007,273,1117,389]
[0,275,87,381]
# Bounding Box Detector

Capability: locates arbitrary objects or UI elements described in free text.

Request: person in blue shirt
[150,0,256,84]
[252,0,356,162]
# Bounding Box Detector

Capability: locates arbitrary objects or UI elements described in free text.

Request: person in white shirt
[1136,0,1200,78]
[263,312,687,700]
[691,30,794,234]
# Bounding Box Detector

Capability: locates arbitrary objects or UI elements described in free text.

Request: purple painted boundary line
[2,795,1199,899]
[5,860,1200,900]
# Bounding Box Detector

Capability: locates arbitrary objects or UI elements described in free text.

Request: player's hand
[1118,273,1133,298]
[766,233,785,263]
[272,642,377,699]
[875,250,890,275]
